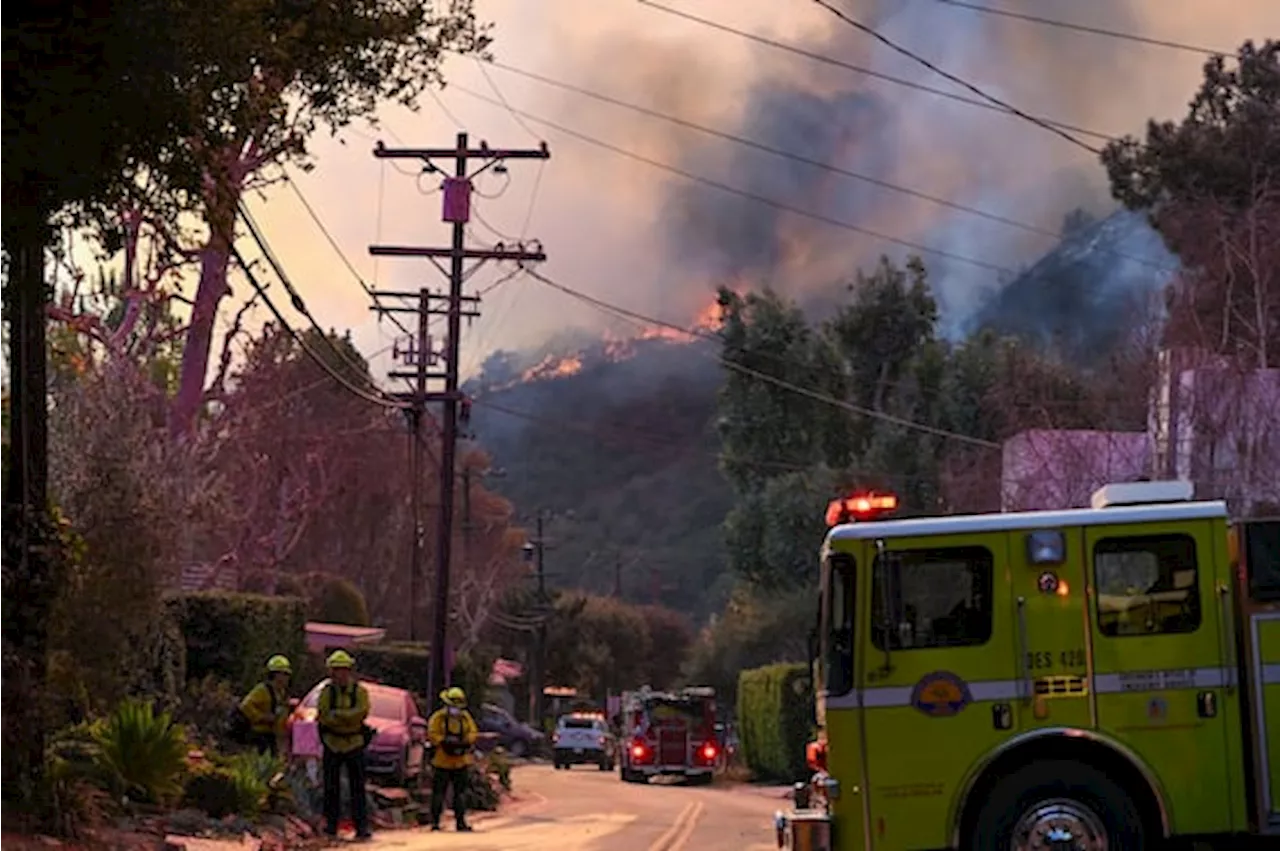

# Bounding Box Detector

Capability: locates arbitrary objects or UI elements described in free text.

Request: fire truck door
[859,533,1016,850]
[1086,517,1246,836]
[1011,527,1092,734]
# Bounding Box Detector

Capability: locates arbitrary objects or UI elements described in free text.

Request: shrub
[93,699,189,804]
[356,643,430,696]
[736,663,811,783]
[459,763,501,811]
[167,592,307,693]
[452,649,495,708]
[182,750,284,819]
[38,721,117,837]
[485,748,513,792]
[173,675,240,748]
[182,769,242,819]
[314,578,370,627]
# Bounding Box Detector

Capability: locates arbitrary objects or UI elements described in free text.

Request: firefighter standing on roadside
[317,650,372,841]
[238,655,292,755]
[427,686,478,832]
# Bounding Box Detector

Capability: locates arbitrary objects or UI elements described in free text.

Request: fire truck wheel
[967,759,1145,851]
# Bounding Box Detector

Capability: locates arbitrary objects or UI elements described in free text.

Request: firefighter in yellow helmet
[427,686,479,832]
[236,655,292,755]
[317,650,372,841]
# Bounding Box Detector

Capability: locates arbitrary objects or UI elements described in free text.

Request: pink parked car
[290,678,428,786]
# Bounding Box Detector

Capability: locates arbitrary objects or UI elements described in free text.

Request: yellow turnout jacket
[317,681,370,754]
[239,681,288,736]
[427,708,478,769]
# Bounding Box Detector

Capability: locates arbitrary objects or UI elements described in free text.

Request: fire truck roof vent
[1091,480,1194,510]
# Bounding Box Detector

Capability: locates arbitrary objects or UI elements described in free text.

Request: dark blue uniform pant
[431,765,469,827]
[322,747,369,835]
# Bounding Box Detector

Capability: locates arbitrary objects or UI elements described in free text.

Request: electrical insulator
[460,397,472,425]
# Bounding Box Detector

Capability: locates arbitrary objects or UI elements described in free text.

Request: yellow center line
[647,801,698,851]
[665,800,705,851]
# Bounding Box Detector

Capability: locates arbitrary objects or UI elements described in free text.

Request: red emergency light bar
[825,492,899,526]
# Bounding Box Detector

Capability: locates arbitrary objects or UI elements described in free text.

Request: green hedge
[352,644,494,711]
[166,592,307,693]
[355,643,431,697]
[736,662,812,783]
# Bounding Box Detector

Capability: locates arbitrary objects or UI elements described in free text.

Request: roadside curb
[720,784,792,800]
[471,790,548,825]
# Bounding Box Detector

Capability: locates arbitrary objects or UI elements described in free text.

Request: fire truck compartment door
[1086,517,1247,836]
[859,532,1015,850]
[1011,525,1092,735]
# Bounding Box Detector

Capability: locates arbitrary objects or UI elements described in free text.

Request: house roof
[304,622,387,642]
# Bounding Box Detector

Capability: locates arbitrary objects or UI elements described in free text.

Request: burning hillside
[484,295,727,393]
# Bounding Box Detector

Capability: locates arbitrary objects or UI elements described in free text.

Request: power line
[518,266,1001,450]
[225,337,394,417]
[228,243,408,411]
[476,56,544,142]
[933,0,1226,56]
[472,396,945,484]
[807,0,1101,154]
[634,1,1116,144]
[449,83,1014,274]
[478,58,1174,273]
[238,202,388,385]
[282,174,416,339]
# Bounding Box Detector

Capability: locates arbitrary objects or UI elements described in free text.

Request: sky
[243,0,1278,383]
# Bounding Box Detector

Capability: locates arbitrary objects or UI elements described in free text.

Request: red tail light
[701,743,717,760]
[630,742,648,760]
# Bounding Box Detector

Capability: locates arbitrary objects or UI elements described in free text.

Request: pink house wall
[1001,429,1151,512]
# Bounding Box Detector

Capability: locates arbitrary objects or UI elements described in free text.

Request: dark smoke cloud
[667,85,895,285]
[539,0,1274,335]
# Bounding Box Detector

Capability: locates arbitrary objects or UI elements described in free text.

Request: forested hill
[466,339,734,621]
[969,209,1175,362]
[466,209,1174,622]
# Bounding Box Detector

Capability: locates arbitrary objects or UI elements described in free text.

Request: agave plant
[93,698,189,804]
[224,750,287,817]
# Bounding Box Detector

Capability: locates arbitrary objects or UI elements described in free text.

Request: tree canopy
[1103,39,1279,366]
[1102,39,1279,220]
[714,255,1150,590]
[2,1,194,232]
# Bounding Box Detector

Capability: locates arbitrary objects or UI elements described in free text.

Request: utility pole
[370,132,549,706]
[523,513,554,726]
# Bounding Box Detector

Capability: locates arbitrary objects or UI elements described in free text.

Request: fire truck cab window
[1094,534,1201,636]
[871,546,993,651]
[822,554,855,695]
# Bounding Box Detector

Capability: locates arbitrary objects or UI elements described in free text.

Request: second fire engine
[619,686,720,785]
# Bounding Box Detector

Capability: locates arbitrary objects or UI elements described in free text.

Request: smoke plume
[525,0,1276,332]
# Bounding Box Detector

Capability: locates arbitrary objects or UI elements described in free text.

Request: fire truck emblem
[1147,696,1169,721]
[911,671,973,717]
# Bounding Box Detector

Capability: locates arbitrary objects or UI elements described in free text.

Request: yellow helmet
[266,655,292,674]
[326,649,355,669]
[441,686,467,707]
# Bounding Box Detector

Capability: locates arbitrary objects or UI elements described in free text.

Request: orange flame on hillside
[500,288,737,389]
[520,353,584,382]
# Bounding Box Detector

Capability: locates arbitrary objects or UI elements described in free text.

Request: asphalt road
[364,764,788,851]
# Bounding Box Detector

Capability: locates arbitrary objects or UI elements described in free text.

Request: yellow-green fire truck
[773,480,1280,850]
